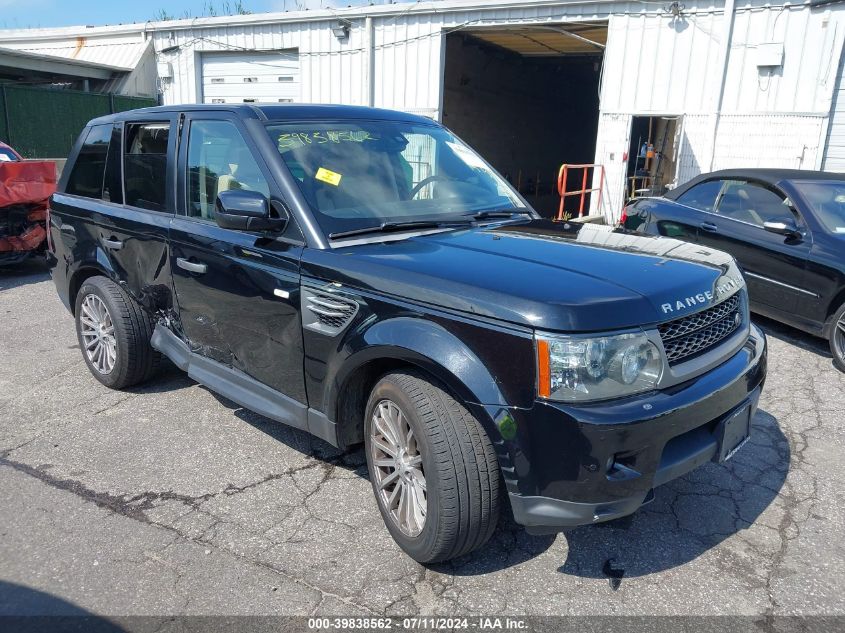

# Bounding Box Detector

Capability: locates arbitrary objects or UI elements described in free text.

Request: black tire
[364,370,500,563]
[74,276,161,389]
[829,301,845,373]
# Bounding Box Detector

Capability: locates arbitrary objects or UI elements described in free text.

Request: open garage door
[442,22,606,217]
[200,51,300,104]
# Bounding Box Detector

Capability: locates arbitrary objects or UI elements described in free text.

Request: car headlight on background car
[536,332,663,402]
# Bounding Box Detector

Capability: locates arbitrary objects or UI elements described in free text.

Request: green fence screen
[0,85,157,159]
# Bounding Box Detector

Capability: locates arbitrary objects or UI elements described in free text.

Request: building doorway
[441,22,606,217]
[625,115,682,203]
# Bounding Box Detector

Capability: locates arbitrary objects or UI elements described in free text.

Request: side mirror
[763,218,800,238]
[215,190,288,233]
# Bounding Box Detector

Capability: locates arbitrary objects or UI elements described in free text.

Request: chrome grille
[658,294,742,365]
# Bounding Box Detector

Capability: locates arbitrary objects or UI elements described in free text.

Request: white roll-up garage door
[200,51,300,105]
[823,44,845,172]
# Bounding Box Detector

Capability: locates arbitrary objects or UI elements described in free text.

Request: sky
[0,0,413,29]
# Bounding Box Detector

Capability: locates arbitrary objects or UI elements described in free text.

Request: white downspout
[815,17,839,170]
[365,15,375,107]
[709,0,737,171]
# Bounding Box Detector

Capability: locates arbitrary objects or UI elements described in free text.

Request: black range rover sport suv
[47,104,767,563]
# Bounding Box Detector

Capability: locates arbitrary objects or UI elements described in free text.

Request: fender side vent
[302,291,358,335]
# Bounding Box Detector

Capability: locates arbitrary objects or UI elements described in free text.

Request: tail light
[619,205,629,226]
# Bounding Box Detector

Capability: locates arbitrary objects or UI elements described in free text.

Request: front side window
[716,180,794,227]
[186,120,269,222]
[792,180,845,234]
[0,147,18,162]
[124,122,170,211]
[675,179,722,212]
[66,124,111,199]
[265,120,524,237]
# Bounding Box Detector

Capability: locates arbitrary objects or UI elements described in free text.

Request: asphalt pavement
[1,259,843,618]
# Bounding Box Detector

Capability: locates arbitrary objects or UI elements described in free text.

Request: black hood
[303,220,746,332]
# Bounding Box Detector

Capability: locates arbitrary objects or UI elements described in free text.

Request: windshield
[793,180,845,234]
[265,120,526,237]
[0,148,18,162]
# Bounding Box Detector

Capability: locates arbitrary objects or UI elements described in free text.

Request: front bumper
[494,324,767,533]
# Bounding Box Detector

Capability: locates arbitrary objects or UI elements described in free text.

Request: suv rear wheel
[74,276,161,389]
[829,301,845,372]
[364,370,500,563]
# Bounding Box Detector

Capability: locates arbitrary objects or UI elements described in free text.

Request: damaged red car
[0,153,57,266]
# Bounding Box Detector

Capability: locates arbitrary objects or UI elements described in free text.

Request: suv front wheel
[74,276,161,389]
[364,370,500,563]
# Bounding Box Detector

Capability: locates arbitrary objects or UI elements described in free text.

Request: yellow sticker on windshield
[315,167,342,186]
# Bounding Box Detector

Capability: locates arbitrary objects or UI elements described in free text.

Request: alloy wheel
[369,399,427,537]
[835,314,845,363]
[79,294,117,375]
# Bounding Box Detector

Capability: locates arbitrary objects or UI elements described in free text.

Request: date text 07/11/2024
[306,617,529,630]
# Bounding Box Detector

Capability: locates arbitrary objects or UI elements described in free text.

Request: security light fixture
[665,1,685,18]
[331,20,351,40]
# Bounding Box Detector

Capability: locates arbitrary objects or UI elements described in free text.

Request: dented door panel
[169,216,306,402]
[50,193,174,314]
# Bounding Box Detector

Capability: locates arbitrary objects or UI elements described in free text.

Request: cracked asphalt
[1,259,844,617]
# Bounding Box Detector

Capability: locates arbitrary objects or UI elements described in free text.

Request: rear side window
[66,124,111,198]
[676,180,723,212]
[716,180,793,227]
[124,122,170,211]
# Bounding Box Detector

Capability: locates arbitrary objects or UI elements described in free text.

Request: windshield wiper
[471,209,534,220]
[328,220,471,240]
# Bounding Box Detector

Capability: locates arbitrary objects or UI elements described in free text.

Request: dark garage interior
[442,23,606,217]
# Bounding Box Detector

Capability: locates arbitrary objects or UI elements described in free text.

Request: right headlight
[536,331,664,402]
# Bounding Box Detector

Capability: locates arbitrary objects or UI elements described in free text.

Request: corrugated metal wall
[592,112,630,218]
[595,3,845,217]
[155,18,370,106]
[147,0,845,220]
[373,11,447,117]
[0,31,156,97]
[153,0,629,115]
[714,114,825,169]
[0,33,149,70]
[823,40,845,171]
[600,12,725,116]
[601,5,842,116]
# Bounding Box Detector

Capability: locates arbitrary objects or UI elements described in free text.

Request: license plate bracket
[715,404,751,463]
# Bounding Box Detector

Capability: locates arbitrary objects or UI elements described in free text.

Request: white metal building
[3,0,845,219]
[0,27,157,97]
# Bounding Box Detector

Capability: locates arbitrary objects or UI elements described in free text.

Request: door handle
[700,222,718,233]
[102,237,124,250]
[176,257,208,274]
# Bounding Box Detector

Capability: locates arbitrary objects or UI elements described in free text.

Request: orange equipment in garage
[556,163,605,220]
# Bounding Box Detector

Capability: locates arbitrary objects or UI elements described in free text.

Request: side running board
[150,324,338,447]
